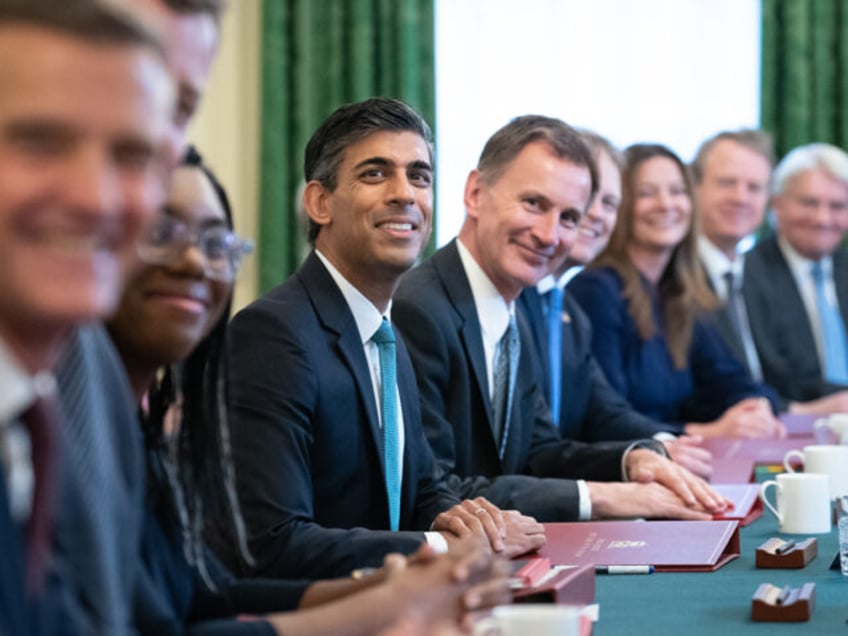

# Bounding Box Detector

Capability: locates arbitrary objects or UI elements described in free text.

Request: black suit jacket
[518,287,676,441]
[0,477,35,635]
[744,237,848,400]
[227,252,460,580]
[393,241,631,522]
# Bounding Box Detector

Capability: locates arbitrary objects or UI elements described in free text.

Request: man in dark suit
[393,115,727,523]
[744,142,848,403]
[227,98,545,581]
[693,132,848,411]
[0,2,174,634]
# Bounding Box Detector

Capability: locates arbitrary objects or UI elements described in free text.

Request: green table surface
[594,498,846,634]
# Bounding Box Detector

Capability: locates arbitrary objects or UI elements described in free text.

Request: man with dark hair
[227,97,545,581]
[694,129,848,415]
[393,115,727,521]
[0,1,173,634]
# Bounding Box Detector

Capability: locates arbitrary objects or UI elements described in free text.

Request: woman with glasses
[568,143,785,439]
[107,148,508,635]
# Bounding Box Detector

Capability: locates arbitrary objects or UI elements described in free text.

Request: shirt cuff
[621,439,670,481]
[577,479,591,520]
[653,432,677,442]
[424,531,449,553]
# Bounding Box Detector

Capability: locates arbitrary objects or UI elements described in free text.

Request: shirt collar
[778,234,832,279]
[456,238,512,341]
[0,337,56,425]
[316,250,389,344]
[698,235,744,280]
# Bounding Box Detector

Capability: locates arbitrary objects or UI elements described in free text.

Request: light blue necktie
[811,261,848,383]
[544,287,563,426]
[372,319,401,531]
[492,314,520,460]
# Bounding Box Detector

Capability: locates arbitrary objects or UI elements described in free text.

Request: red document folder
[712,483,763,526]
[512,563,596,605]
[539,520,740,572]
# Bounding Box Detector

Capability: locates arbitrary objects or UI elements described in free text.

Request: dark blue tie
[492,315,520,460]
[372,320,401,531]
[544,287,563,426]
[811,261,848,383]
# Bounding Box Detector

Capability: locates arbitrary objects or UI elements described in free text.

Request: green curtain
[761,0,848,159]
[257,0,435,294]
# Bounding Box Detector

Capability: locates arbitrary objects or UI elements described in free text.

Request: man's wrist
[621,439,669,480]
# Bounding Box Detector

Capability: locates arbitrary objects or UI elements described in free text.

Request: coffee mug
[759,472,831,534]
[814,413,848,444]
[473,604,581,636]
[784,444,848,500]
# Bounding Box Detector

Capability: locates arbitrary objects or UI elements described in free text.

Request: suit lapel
[433,242,497,438]
[297,253,386,467]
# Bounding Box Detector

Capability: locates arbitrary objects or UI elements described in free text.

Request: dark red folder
[512,563,596,605]
[539,520,740,572]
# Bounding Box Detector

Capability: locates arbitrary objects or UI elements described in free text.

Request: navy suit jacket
[227,252,460,580]
[745,236,848,401]
[518,287,676,441]
[0,477,35,635]
[393,241,630,522]
[54,324,143,636]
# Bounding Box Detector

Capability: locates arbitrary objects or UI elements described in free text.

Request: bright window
[435,0,760,245]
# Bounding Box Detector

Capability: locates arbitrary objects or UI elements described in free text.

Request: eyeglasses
[137,214,254,282]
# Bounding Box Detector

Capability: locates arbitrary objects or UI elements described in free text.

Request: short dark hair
[690,129,774,184]
[476,115,598,203]
[161,0,227,23]
[303,97,433,243]
[0,0,165,58]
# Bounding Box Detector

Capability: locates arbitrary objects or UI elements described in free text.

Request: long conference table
[590,417,847,635]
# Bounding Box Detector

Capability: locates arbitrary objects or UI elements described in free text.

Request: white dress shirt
[457,240,592,519]
[776,237,838,370]
[0,338,56,522]
[317,251,447,551]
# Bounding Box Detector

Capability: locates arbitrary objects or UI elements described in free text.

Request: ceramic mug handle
[759,479,783,525]
[783,449,804,473]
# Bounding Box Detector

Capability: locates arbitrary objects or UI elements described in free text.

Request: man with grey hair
[744,142,848,402]
[394,115,728,522]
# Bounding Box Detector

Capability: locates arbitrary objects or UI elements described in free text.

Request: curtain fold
[761,0,847,159]
[257,0,435,293]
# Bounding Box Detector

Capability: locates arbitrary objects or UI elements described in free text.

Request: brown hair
[593,143,717,369]
[0,0,164,56]
[690,129,774,185]
[161,0,226,23]
[477,115,598,201]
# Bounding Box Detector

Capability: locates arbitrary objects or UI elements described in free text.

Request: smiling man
[392,116,727,522]
[226,98,545,581]
[0,1,172,634]
[744,143,848,402]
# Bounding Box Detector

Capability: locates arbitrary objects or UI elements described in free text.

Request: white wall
[435,0,761,245]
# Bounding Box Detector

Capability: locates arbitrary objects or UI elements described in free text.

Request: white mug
[814,413,848,444]
[784,444,848,500]
[759,472,831,534]
[473,604,581,636]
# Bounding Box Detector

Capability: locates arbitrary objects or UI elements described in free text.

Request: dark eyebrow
[353,156,433,173]
[162,204,227,229]
[2,119,76,143]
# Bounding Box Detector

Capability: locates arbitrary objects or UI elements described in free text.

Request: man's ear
[303,180,332,229]
[463,169,484,221]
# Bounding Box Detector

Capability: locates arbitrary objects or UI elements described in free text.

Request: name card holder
[755,537,817,568]
[751,582,815,622]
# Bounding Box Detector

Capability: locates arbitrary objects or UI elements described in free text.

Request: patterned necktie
[492,314,520,460]
[722,270,763,381]
[811,261,848,383]
[21,394,58,595]
[544,287,563,426]
[372,320,401,531]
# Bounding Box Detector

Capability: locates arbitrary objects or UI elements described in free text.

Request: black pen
[774,540,796,555]
[775,585,791,605]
